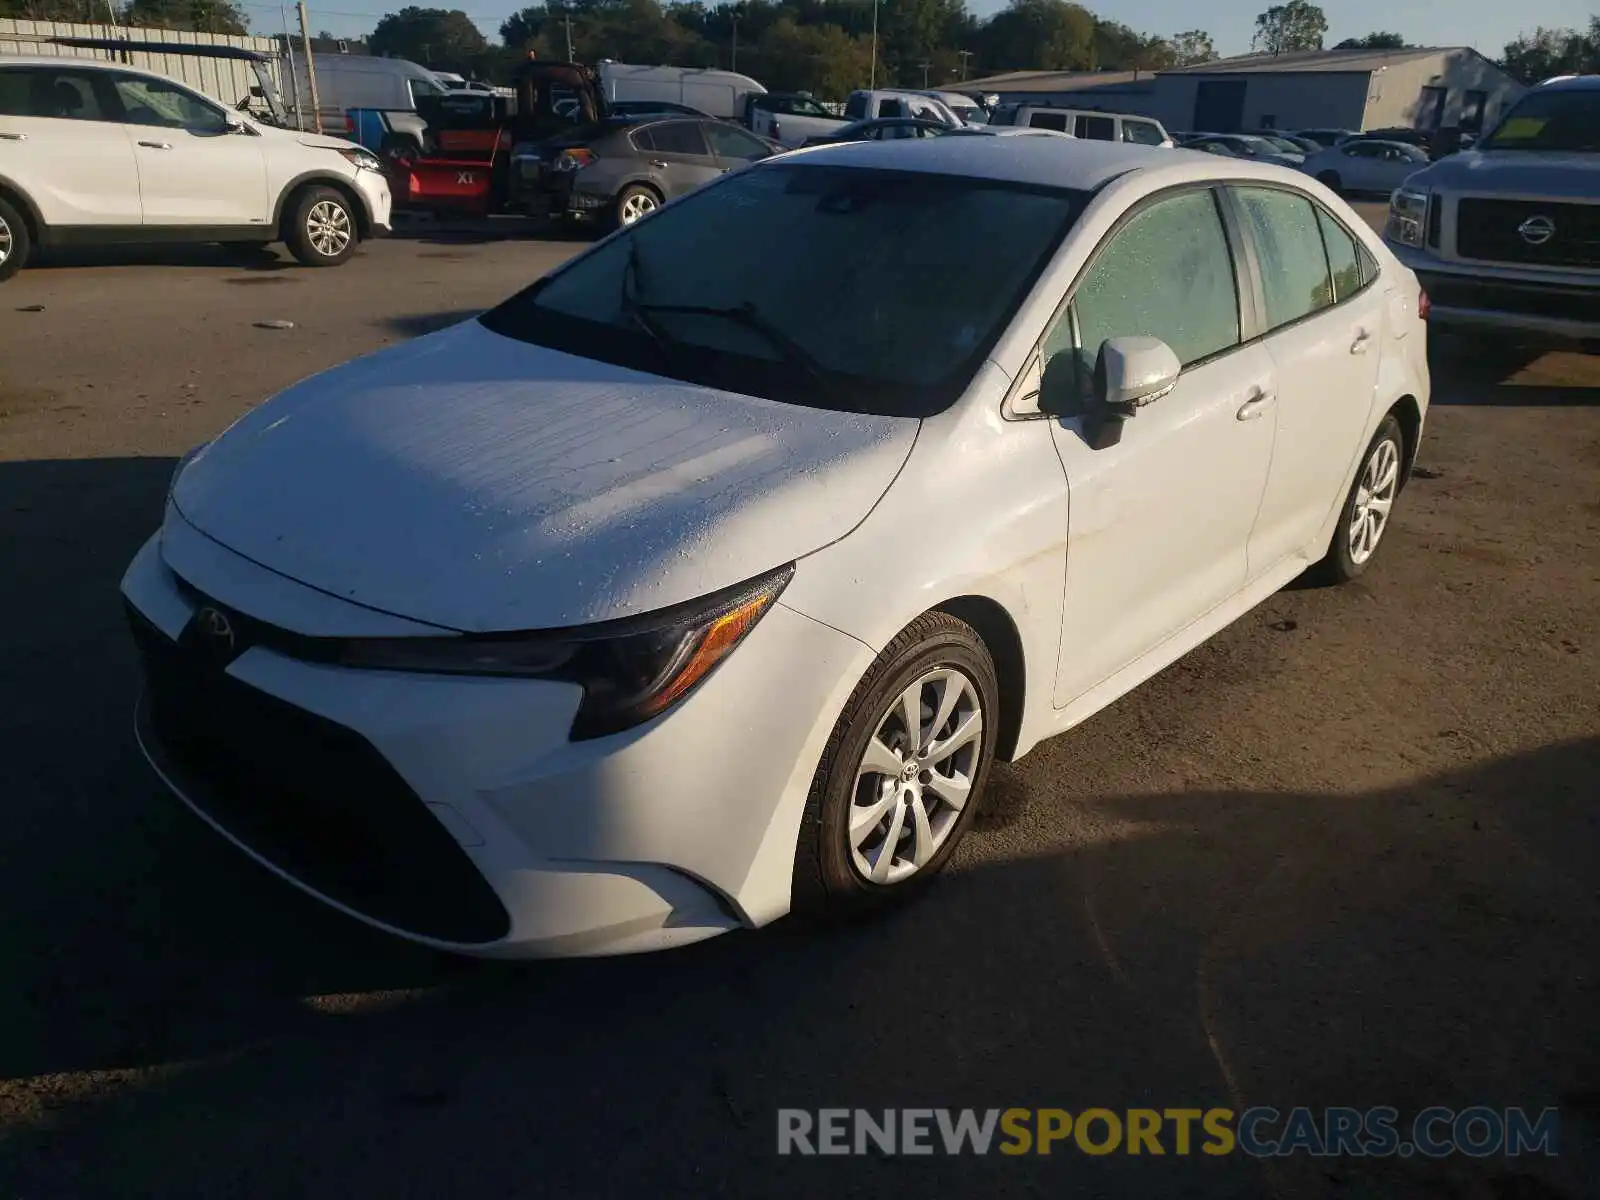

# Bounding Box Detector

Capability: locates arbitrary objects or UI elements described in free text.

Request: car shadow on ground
[28,245,298,274]
[0,459,1595,1198]
[388,214,595,246]
[1430,342,1600,408]
[383,310,487,338]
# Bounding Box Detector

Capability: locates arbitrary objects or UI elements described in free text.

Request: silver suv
[1384,75,1599,349]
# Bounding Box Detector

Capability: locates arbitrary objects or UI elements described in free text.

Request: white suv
[0,56,392,282]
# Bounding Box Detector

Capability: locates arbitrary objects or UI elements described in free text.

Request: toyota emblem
[194,605,236,656]
[1517,215,1556,246]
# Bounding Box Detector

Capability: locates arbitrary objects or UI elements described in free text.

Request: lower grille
[1417,273,1600,324]
[1455,197,1600,269]
[128,603,510,945]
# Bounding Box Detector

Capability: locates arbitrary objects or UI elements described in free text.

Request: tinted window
[705,122,769,161]
[1047,188,1240,383]
[844,92,867,119]
[1121,119,1165,146]
[1316,207,1364,302]
[1234,186,1334,329]
[1075,114,1114,141]
[1344,141,1381,158]
[483,164,1089,417]
[3,67,110,121]
[1029,111,1068,132]
[630,125,658,152]
[113,73,226,131]
[1484,88,1600,152]
[648,120,709,156]
[879,98,903,118]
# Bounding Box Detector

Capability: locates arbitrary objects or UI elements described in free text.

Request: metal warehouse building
[968,47,1526,137]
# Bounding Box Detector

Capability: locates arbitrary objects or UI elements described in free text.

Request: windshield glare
[1484,90,1600,151]
[479,164,1088,417]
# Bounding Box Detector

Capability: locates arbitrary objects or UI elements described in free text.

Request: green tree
[369,7,489,72]
[976,0,1097,73]
[743,14,871,94]
[1499,21,1598,83]
[1333,32,1408,49]
[119,0,248,33]
[1170,29,1216,64]
[1251,0,1327,54]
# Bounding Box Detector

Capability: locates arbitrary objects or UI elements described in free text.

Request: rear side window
[0,67,111,120]
[1316,208,1365,302]
[1121,119,1165,146]
[1028,111,1068,132]
[879,98,903,118]
[630,125,658,152]
[647,120,709,156]
[1233,186,1334,329]
[1075,114,1115,141]
[844,92,867,119]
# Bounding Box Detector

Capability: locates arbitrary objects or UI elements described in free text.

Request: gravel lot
[1,208,1597,1199]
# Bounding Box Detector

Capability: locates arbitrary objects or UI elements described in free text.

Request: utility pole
[869,0,878,89]
[280,5,305,129]
[563,10,574,62]
[730,13,739,73]
[296,0,322,133]
[957,49,972,80]
[919,59,931,88]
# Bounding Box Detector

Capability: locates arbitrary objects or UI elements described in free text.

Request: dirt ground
[0,211,1597,1199]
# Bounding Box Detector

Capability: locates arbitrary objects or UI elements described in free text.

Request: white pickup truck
[747,89,962,148]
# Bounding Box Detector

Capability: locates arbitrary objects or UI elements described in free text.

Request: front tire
[0,196,31,282]
[1312,414,1404,584]
[611,184,660,231]
[792,611,999,917]
[284,186,358,267]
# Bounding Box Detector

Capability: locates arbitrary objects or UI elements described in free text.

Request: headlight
[1386,186,1429,248]
[337,146,382,172]
[339,564,794,740]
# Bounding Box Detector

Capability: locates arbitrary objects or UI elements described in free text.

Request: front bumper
[120,518,872,957]
[354,166,393,235]
[1389,243,1600,344]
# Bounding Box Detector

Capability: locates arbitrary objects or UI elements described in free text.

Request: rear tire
[1311,414,1404,585]
[791,611,999,919]
[611,184,661,231]
[1316,170,1342,194]
[0,196,31,282]
[284,186,358,267]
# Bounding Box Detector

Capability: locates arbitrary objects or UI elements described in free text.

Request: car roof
[784,135,1284,190]
[1,53,138,71]
[1536,74,1600,89]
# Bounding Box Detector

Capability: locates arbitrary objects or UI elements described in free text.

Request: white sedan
[1303,138,1431,196]
[122,138,1430,958]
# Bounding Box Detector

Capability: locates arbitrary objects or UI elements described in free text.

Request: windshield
[1260,135,1302,153]
[1482,88,1600,152]
[479,164,1088,417]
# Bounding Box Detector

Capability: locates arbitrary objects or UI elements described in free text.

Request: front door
[0,65,141,226]
[634,119,722,200]
[109,72,270,227]
[1231,186,1385,575]
[1038,187,1278,706]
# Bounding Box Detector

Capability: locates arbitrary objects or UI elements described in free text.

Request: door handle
[1236,388,1276,421]
[138,140,174,150]
[1350,327,1373,355]
[0,131,25,141]
[649,159,668,169]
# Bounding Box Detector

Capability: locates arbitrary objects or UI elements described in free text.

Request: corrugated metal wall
[0,19,284,109]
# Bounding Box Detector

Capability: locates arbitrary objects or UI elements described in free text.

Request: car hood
[171,319,917,632]
[1408,150,1599,198]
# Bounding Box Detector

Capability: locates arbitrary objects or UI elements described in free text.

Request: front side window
[843,93,868,119]
[113,74,227,131]
[704,123,768,160]
[879,98,903,118]
[1121,119,1165,146]
[780,96,833,118]
[481,164,1089,416]
[1039,188,1241,404]
[409,77,446,101]
[1233,186,1334,329]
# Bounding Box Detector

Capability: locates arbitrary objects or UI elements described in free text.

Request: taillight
[555,147,597,171]
[771,119,781,141]
[1418,288,1430,321]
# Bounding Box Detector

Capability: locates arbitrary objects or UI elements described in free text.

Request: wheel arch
[273,173,373,241]
[0,176,44,245]
[1388,393,1423,489]
[932,595,1027,762]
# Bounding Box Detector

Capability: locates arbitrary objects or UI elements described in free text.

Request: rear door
[632,120,720,199]
[0,65,141,227]
[1073,113,1115,141]
[1229,185,1385,577]
[108,71,270,227]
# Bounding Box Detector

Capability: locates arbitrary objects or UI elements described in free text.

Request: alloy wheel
[306,200,352,257]
[849,667,984,885]
[619,192,657,225]
[1349,436,1400,565]
[0,213,11,266]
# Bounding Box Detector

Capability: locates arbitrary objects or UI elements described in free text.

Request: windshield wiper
[619,235,672,352]
[631,299,839,401]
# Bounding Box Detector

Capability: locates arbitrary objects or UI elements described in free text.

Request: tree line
[4,0,1596,97]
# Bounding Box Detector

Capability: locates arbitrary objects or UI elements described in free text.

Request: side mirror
[1094,336,1180,415]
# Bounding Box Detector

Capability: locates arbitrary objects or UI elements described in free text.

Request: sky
[246,0,1597,61]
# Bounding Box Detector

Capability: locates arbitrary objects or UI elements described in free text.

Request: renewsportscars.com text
[777,1107,1560,1158]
